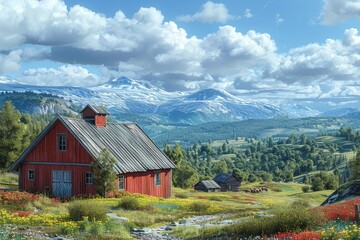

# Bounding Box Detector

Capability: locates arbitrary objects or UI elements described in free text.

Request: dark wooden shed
[194,180,221,192]
[213,173,241,192]
[9,105,176,198]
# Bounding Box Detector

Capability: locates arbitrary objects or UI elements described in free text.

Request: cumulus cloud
[267,28,360,85]
[18,65,101,87]
[201,26,279,75]
[0,50,22,73]
[177,1,236,23]
[322,0,360,25]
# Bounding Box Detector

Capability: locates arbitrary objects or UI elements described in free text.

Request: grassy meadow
[0,176,349,240]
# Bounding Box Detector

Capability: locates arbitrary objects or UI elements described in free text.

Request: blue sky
[1,0,360,110]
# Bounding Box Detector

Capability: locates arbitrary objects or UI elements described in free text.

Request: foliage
[274,231,321,240]
[189,201,210,212]
[311,172,339,191]
[219,204,324,238]
[175,192,189,199]
[118,196,144,210]
[318,196,360,221]
[68,200,108,221]
[0,190,41,208]
[302,185,310,193]
[91,148,117,197]
[350,148,360,180]
[0,101,26,168]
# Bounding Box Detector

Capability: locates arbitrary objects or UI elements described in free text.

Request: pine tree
[0,101,26,169]
[350,148,360,180]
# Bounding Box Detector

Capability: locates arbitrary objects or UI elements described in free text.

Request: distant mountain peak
[186,88,235,101]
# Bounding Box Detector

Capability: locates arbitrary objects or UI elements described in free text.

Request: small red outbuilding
[9,105,176,198]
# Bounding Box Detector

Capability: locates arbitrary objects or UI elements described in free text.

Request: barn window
[155,172,161,186]
[118,175,124,190]
[85,172,93,184]
[57,134,67,151]
[28,170,35,180]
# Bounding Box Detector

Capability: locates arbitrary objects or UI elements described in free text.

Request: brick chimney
[80,105,109,127]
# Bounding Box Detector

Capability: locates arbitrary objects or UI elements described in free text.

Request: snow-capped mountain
[0,76,318,124]
[281,103,321,118]
[156,88,285,124]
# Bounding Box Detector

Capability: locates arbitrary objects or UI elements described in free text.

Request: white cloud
[201,26,279,75]
[0,50,22,73]
[322,0,360,25]
[19,65,101,87]
[177,1,235,23]
[267,28,360,85]
[243,9,253,19]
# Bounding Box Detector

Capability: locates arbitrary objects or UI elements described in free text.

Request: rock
[179,220,187,224]
[106,213,128,221]
[169,221,178,226]
[132,228,151,233]
[165,226,173,231]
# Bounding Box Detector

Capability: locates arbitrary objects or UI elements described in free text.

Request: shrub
[208,196,223,201]
[68,200,108,221]
[302,185,310,193]
[175,192,189,199]
[189,201,210,212]
[272,187,282,192]
[222,204,324,237]
[118,196,142,210]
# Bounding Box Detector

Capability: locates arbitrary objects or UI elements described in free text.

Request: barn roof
[213,173,239,183]
[9,115,175,173]
[81,104,109,115]
[195,180,221,189]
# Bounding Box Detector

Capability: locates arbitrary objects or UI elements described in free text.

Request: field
[0,178,347,240]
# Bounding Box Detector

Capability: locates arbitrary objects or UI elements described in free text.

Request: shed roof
[213,173,239,183]
[81,104,109,115]
[195,180,221,189]
[9,115,175,173]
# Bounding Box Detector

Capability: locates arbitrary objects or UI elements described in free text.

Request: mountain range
[0,76,358,125]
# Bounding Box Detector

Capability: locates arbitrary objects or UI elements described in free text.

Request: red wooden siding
[19,164,96,195]
[118,169,172,198]
[19,120,96,195]
[24,120,94,164]
[81,107,96,119]
[19,119,173,198]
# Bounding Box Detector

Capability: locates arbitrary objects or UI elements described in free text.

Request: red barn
[9,105,176,198]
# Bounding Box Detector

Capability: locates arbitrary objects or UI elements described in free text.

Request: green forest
[1,100,360,194]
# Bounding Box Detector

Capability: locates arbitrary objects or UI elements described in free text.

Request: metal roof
[213,173,239,183]
[195,180,221,189]
[80,104,109,115]
[9,115,175,173]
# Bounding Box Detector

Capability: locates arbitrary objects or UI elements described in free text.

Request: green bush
[301,185,310,193]
[189,201,210,212]
[272,187,283,192]
[118,196,143,210]
[208,196,223,201]
[222,204,324,237]
[68,200,108,221]
[175,192,189,199]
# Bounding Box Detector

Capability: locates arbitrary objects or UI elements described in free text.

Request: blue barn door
[52,170,72,196]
